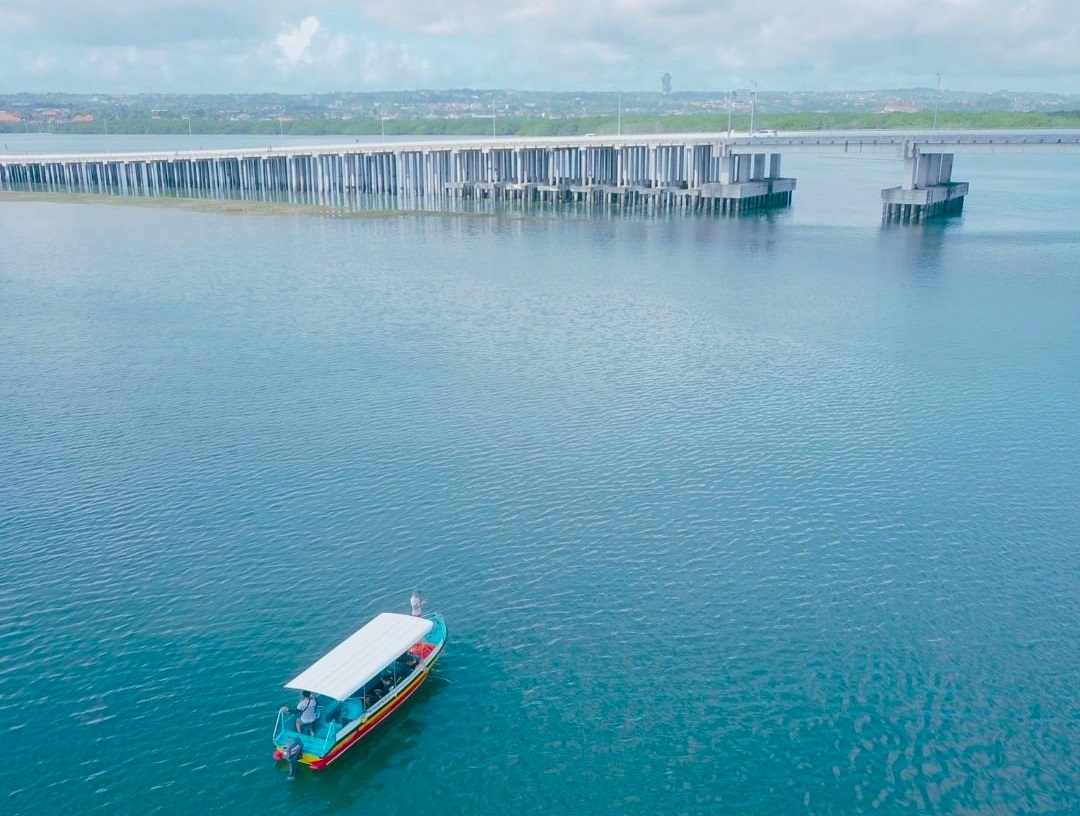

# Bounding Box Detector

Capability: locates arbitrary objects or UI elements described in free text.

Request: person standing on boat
[410,591,427,617]
[295,690,318,735]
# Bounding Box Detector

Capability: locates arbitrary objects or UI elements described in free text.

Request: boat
[272,611,447,770]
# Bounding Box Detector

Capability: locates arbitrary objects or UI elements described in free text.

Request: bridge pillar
[882,143,968,224]
[701,148,795,213]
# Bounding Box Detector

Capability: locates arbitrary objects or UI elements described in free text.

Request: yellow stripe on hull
[302,649,443,769]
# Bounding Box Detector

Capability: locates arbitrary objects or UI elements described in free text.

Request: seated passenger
[377,673,394,696]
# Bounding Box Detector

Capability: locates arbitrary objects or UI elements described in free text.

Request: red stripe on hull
[308,652,440,770]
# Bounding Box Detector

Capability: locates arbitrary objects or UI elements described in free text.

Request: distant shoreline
[3,110,1080,139]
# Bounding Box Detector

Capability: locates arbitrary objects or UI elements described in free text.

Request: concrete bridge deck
[727,129,1080,155]
[2,130,1077,222]
[3,130,1078,164]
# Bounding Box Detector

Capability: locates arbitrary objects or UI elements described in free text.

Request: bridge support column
[882,145,968,223]
[700,148,796,213]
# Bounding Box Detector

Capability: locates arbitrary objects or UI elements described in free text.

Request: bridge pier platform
[706,151,796,214]
[881,182,968,223]
[536,184,570,202]
[882,146,968,224]
[700,179,796,214]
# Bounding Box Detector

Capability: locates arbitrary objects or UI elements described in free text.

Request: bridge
[1,130,1078,223]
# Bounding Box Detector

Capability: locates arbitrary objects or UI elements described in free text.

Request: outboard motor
[274,736,304,777]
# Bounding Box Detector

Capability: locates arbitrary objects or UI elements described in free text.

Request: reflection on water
[879,220,954,275]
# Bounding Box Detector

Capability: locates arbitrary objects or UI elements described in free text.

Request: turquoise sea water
[1,145,1079,815]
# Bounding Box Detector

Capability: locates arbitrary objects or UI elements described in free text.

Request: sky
[1,0,1078,94]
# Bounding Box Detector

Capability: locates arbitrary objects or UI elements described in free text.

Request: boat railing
[321,720,340,752]
[272,706,286,741]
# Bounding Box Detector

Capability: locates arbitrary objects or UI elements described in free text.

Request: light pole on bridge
[749,81,758,135]
[932,73,942,130]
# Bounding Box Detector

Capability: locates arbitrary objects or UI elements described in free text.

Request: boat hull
[310,655,436,769]
[276,614,447,771]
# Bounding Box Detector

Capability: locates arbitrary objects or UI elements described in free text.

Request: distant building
[662,73,672,95]
[72,114,95,122]
[0,111,22,123]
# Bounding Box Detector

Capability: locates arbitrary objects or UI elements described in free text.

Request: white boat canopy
[285,613,434,701]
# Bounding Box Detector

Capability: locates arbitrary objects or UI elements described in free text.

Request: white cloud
[276,16,320,68]
[0,0,1076,92]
